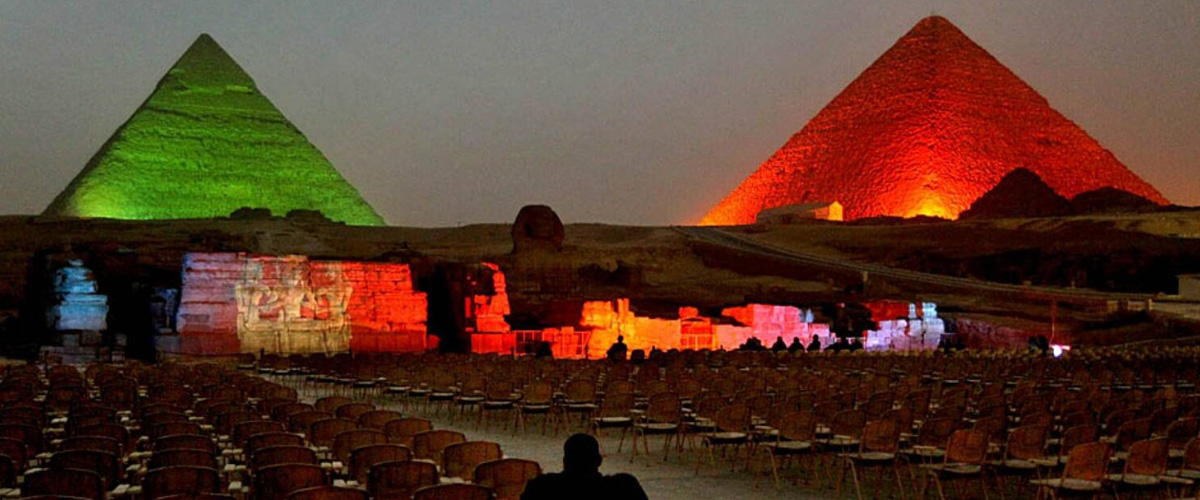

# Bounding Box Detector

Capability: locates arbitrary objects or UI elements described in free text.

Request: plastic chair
[1030,442,1112,497]
[368,460,439,500]
[252,463,328,500]
[348,444,412,485]
[412,484,493,500]
[412,430,467,463]
[142,466,221,500]
[473,459,541,500]
[23,467,105,500]
[384,418,433,449]
[286,486,368,500]
[441,441,503,481]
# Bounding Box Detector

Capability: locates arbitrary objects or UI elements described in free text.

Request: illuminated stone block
[174,253,427,355]
[47,260,108,332]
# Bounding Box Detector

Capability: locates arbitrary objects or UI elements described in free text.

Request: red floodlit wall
[168,253,427,355]
[716,304,830,349]
[469,262,515,354]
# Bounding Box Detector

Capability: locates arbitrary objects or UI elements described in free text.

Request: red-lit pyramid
[700,16,1166,224]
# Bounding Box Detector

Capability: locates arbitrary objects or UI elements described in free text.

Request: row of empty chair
[0,361,546,500]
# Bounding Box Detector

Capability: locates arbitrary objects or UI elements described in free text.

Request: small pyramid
[44,34,386,226]
[700,16,1166,224]
[959,168,1073,219]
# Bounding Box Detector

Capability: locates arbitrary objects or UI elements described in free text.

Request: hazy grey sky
[1,1,1197,226]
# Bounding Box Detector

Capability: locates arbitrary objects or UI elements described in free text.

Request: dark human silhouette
[739,337,765,351]
[648,345,662,360]
[535,341,553,359]
[826,337,849,353]
[770,336,787,352]
[806,335,821,352]
[606,335,628,362]
[521,433,648,500]
[788,337,804,353]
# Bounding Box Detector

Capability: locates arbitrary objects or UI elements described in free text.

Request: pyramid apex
[906,15,968,38]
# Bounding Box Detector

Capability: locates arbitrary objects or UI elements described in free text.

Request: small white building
[1180,274,1200,299]
[756,202,844,224]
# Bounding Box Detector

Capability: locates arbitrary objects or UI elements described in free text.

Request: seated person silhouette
[521,433,648,500]
[606,335,629,362]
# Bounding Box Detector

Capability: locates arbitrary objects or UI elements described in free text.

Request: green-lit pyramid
[44,34,386,226]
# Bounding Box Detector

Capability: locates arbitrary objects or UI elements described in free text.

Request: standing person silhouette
[521,433,648,500]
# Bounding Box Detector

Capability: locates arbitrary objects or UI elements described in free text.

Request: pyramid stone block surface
[45,34,386,226]
[701,16,1166,224]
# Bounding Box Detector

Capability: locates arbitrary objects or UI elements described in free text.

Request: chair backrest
[473,459,540,500]
[944,430,987,465]
[1061,442,1112,482]
[0,436,28,471]
[357,410,403,430]
[253,464,329,500]
[713,404,751,433]
[286,486,369,500]
[49,450,120,490]
[245,432,306,456]
[288,411,334,434]
[149,449,219,470]
[314,397,354,413]
[148,422,203,441]
[385,418,434,448]
[308,418,357,448]
[335,403,376,421]
[0,423,42,454]
[413,430,467,462]
[349,444,412,485]
[233,421,287,445]
[564,380,596,403]
[774,411,816,442]
[915,417,955,448]
[252,446,320,469]
[154,434,219,455]
[441,441,503,480]
[861,419,901,454]
[61,436,122,457]
[74,424,131,449]
[1059,424,1100,456]
[0,454,15,489]
[645,392,681,424]
[829,409,867,438]
[271,403,315,423]
[368,460,439,500]
[412,484,493,500]
[332,429,389,464]
[143,466,221,500]
[24,468,105,500]
[1124,437,1169,476]
[1181,437,1200,471]
[1166,418,1198,450]
[1005,425,1048,461]
[521,382,553,405]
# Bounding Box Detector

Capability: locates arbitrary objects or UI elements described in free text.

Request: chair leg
[851,460,863,500]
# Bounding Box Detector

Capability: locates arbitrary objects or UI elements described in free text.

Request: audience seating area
[0,360,541,500]
[255,347,1200,499]
[8,345,1200,500]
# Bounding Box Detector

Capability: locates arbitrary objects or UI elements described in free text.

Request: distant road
[676,226,1153,307]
